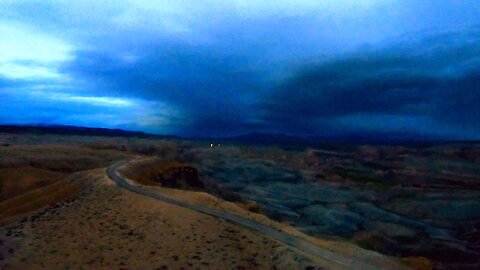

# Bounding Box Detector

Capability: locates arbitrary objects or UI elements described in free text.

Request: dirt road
[107,160,408,270]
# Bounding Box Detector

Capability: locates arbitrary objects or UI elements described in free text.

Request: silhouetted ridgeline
[202,131,479,148]
[2,125,477,146]
[0,125,178,139]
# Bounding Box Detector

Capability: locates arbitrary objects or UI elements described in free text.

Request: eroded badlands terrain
[1,131,478,269]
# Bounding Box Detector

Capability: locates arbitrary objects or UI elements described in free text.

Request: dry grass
[0,135,182,223]
[3,170,321,270]
[0,140,131,222]
[0,136,428,269]
[0,173,89,224]
[0,166,66,201]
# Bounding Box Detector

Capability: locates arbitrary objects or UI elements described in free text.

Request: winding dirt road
[106,160,407,270]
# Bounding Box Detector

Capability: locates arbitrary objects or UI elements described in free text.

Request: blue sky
[1,0,480,138]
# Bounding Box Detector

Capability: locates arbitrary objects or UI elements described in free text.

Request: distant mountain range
[214,131,448,147]
[0,124,474,146]
[0,124,178,139]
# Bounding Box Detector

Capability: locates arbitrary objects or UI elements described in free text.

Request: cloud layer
[1,0,480,138]
[260,30,480,138]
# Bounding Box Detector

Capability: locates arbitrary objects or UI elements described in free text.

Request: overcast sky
[1,0,479,138]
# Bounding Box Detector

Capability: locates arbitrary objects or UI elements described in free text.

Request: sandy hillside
[0,143,130,223]
[1,169,323,270]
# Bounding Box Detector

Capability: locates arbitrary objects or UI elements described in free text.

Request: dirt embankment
[119,159,204,190]
[0,144,129,223]
[2,169,321,270]
[118,158,262,213]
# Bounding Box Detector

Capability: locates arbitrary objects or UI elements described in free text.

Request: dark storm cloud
[2,1,480,138]
[61,44,266,136]
[260,29,480,138]
[57,28,480,138]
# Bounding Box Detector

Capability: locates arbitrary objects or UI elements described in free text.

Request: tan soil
[2,169,320,270]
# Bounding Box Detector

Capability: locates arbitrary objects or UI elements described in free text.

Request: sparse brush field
[2,169,326,270]
[0,134,182,223]
[0,144,126,223]
[0,134,333,270]
[1,132,479,269]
